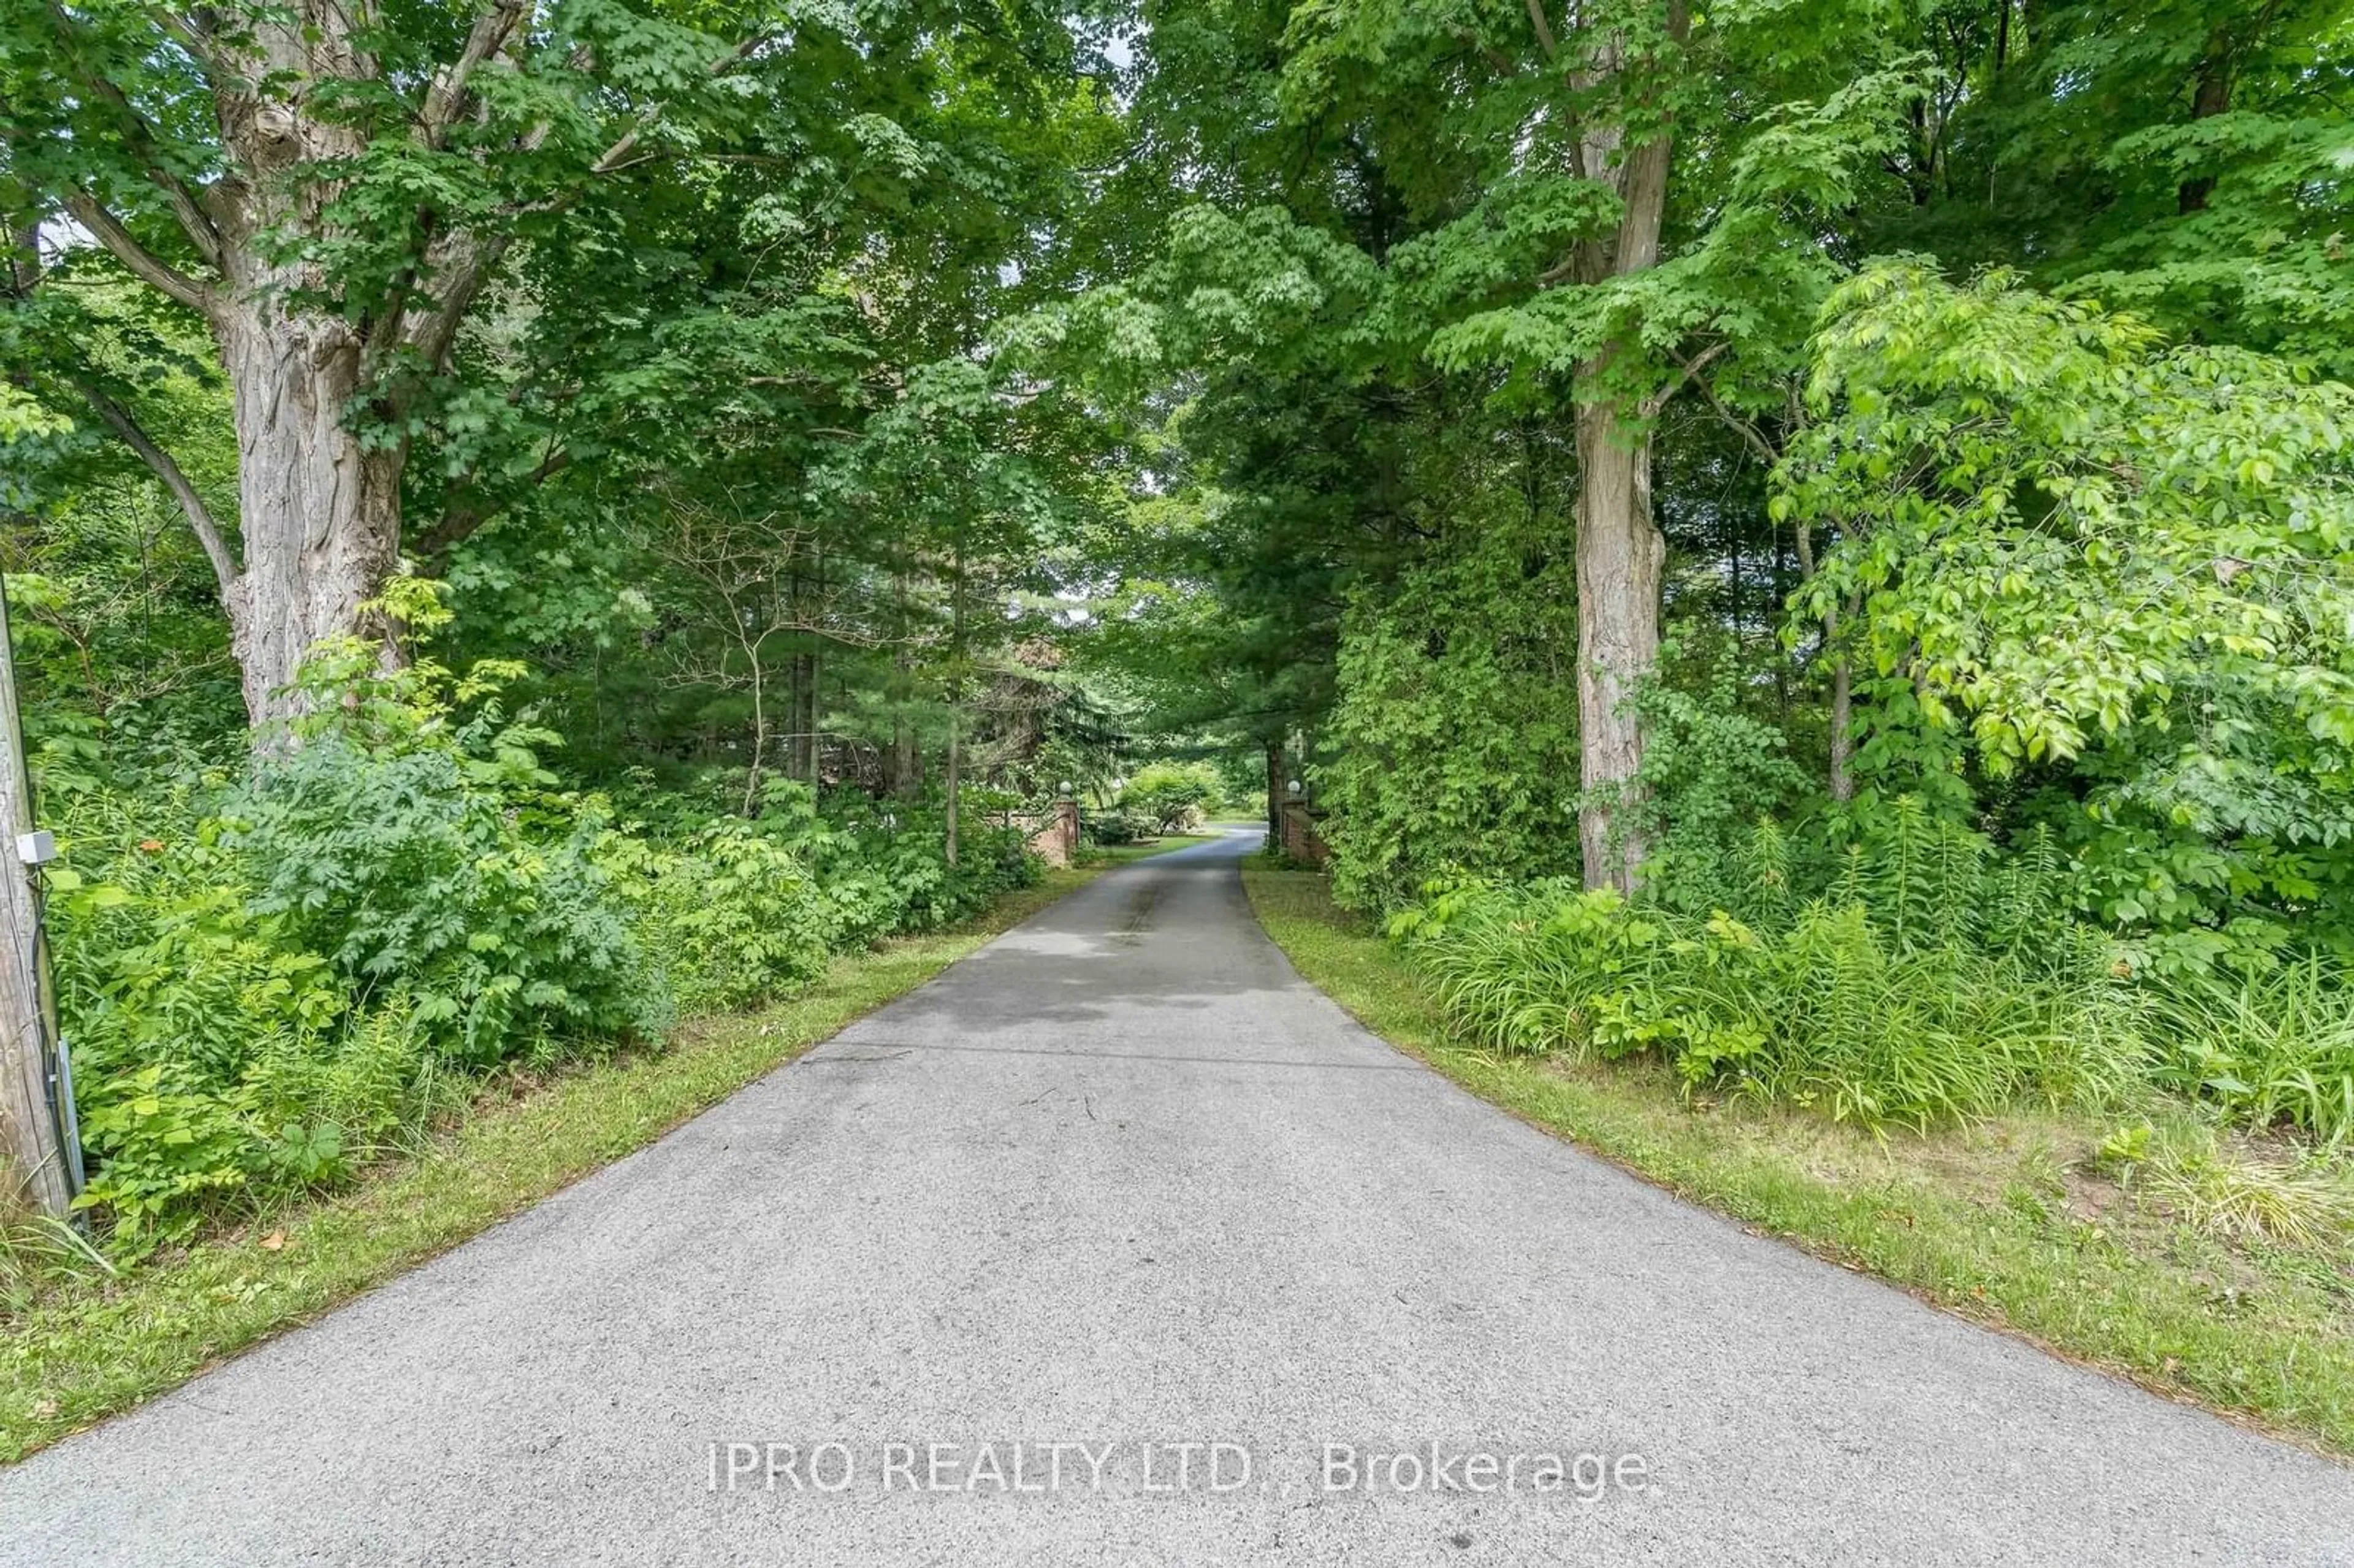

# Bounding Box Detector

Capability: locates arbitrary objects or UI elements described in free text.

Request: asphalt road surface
[5,829,2349,1565]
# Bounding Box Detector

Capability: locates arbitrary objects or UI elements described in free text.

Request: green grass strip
[1078,831,1224,864]
[1243,866,2354,1459]
[1,866,1105,1464]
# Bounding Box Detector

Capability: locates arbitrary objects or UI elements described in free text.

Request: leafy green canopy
[1783,260,2354,956]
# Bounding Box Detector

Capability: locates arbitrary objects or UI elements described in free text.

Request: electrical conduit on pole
[0,574,74,1220]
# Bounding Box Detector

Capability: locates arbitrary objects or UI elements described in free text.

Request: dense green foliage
[6,0,2354,1258]
[1027,1,2354,1167]
[1391,810,2137,1132]
[1114,760,1227,833]
[44,600,1038,1247]
[1246,867,2354,1457]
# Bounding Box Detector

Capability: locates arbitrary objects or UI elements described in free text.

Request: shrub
[1318,504,1583,910]
[229,737,657,1063]
[44,587,669,1245]
[598,820,832,1014]
[1622,652,1809,910]
[1086,807,1158,845]
[47,789,363,1245]
[1119,762,1223,833]
[42,585,1048,1250]
[1393,820,2149,1133]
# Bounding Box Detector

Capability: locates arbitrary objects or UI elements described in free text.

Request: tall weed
[1397,815,2146,1133]
[2142,960,2354,1143]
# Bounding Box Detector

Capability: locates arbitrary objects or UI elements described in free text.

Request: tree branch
[1525,0,1560,61]
[419,0,530,147]
[1642,340,1731,419]
[62,192,215,314]
[145,6,218,66]
[67,375,240,595]
[1674,348,1784,468]
[589,29,774,176]
[408,30,775,359]
[414,445,569,557]
[45,1,226,271]
[1455,29,1519,76]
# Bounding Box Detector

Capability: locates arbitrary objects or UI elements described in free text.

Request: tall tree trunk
[1727,525,1743,644]
[1792,516,1853,804]
[890,696,916,796]
[43,3,538,741]
[798,548,824,784]
[943,707,960,869]
[1567,1,1685,894]
[208,23,413,731]
[889,571,918,796]
[1828,650,1854,805]
[1265,736,1284,844]
[741,657,768,817]
[2178,34,2234,213]
[786,646,812,783]
[799,647,821,785]
[216,305,406,727]
[1572,394,1664,891]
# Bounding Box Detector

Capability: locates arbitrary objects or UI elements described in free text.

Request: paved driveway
[4,829,2347,1564]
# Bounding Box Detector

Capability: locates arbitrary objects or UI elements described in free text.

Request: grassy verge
[1243,866,2354,1458]
[1078,832,1222,865]
[0,865,1102,1464]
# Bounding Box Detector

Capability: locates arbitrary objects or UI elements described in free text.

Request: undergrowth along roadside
[0,864,1102,1466]
[41,585,1051,1252]
[1079,831,1224,865]
[1243,866,2354,1460]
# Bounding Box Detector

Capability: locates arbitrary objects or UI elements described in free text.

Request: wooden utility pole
[0,580,69,1219]
[943,543,963,870]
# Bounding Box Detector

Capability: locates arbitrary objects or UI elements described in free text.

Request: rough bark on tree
[36,1,665,733]
[1572,391,1665,890]
[0,585,67,1219]
[216,306,406,726]
[1566,0,1687,893]
[2177,32,2235,214]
